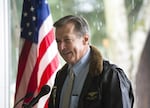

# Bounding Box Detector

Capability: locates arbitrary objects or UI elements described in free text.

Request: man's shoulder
[103,60,124,74]
[55,64,68,78]
[102,60,131,86]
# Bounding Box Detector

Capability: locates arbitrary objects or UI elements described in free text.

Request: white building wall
[0,0,11,108]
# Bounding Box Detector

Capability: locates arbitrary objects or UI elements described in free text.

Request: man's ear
[83,34,89,45]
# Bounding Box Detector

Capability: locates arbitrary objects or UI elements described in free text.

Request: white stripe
[37,40,58,85]
[19,38,25,55]
[38,15,53,52]
[15,43,37,108]
[37,66,60,108]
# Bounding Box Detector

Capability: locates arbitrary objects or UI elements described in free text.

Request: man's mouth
[62,51,71,55]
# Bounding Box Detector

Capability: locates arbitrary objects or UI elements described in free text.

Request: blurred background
[0,0,150,108]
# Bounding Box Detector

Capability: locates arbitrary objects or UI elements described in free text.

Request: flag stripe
[38,15,53,46]
[15,43,37,105]
[38,55,59,91]
[15,40,32,97]
[38,40,58,85]
[37,67,59,108]
[39,29,55,60]
[14,0,60,107]
[24,60,39,103]
[44,99,49,108]
[24,36,57,102]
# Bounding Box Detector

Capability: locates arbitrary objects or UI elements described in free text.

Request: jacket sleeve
[101,63,134,108]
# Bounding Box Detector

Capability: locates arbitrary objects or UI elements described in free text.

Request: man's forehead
[56,23,75,33]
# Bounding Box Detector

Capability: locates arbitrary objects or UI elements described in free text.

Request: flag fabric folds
[14,0,60,107]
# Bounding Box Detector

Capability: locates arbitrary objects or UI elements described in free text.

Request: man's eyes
[56,40,61,43]
[56,39,72,44]
[64,39,72,43]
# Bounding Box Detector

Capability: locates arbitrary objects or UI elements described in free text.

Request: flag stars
[32,16,36,21]
[28,32,32,36]
[26,22,30,27]
[45,0,48,4]
[24,12,28,17]
[30,6,35,12]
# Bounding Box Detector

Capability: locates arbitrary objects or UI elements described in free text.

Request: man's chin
[64,59,74,64]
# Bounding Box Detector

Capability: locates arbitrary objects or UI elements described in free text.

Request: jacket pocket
[83,90,102,108]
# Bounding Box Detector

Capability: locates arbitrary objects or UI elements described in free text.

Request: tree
[103,0,131,78]
[131,0,150,108]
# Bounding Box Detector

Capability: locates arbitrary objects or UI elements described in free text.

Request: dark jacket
[48,46,134,108]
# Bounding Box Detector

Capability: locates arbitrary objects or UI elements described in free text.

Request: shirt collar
[70,47,91,76]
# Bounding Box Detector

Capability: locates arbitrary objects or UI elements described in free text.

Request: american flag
[14,0,60,107]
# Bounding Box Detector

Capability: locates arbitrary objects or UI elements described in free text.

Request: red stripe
[44,99,49,108]
[15,40,32,98]
[14,1,60,107]
[39,29,55,60]
[24,29,56,102]
[38,54,59,91]
[24,60,39,103]
[23,30,58,101]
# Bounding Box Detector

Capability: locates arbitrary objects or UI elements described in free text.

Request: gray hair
[53,15,90,37]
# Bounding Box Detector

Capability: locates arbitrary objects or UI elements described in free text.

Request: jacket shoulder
[101,60,134,107]
[102,60,130,84]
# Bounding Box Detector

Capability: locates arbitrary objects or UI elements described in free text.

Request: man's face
[55,22,89,65]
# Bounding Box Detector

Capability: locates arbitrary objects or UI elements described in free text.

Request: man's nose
[59,41,66,51]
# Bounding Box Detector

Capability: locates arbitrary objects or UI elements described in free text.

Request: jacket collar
[60,45,103,76]
[89,46,103,76]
